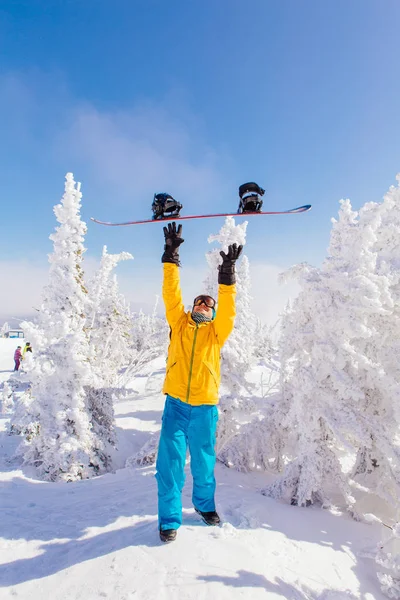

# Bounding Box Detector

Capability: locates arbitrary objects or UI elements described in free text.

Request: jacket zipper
[185,325,199,403]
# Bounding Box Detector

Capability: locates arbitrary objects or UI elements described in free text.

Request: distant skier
[156,222,242,543]
[14,346,22,371]
[22,342,32,357]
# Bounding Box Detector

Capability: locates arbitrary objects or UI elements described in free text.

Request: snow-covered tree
[262,196,400,509]
[0,322,10,337]
[18,173,110,481]
[8,386,39,440]
[122,300,170,467]
[84,245,134,458]
[203,217,259,461]
[126,433,159,467]
[87,245,133,386]
[123,298,169,383]
[1,381,13,414]
[131,296,169,354]
[205,217,257,394]
[4,370,34,429]
[349,180,400,505]
[253,317,275,361]
[376,523,400,599]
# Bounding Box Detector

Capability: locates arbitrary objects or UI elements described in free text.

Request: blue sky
[1,0,400,322]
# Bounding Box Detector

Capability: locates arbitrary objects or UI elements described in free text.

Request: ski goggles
[193,295,216,309]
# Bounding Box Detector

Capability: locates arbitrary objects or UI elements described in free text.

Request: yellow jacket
[162,263,236,405]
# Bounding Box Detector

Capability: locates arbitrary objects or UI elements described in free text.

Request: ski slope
[0,344,387,600]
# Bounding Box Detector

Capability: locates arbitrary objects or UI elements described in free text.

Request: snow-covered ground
[0,341,387,599]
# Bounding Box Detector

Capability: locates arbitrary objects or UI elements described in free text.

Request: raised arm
[213,243,243,346]
[163,264,185,328]
[161,222,185,328]
[213,282,236,346]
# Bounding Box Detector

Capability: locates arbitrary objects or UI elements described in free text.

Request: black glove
[218,243,243,285]
[162,222,184,266]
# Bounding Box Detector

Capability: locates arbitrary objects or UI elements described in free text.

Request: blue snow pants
[156,394,219,531]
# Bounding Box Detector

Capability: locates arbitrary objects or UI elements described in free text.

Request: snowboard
[90,204,312,227]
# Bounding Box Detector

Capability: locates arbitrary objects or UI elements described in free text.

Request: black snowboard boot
[159,528,177,543]
[195,508,221,526]
[238,182,265,213]
[152,193,183,220]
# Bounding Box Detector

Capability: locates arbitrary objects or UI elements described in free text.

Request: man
[156,222,242,543]
[22,342,32,357]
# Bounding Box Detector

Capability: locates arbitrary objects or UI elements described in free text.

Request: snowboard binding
[152,193,183,220]
[238,182,265,213]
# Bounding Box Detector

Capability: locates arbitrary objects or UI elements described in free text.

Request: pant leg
[188,404,219,512]
[14,360,19,371]
[155,396,190,531]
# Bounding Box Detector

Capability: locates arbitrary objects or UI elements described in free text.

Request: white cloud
[0,71,231,212]
[65,103,228,209]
